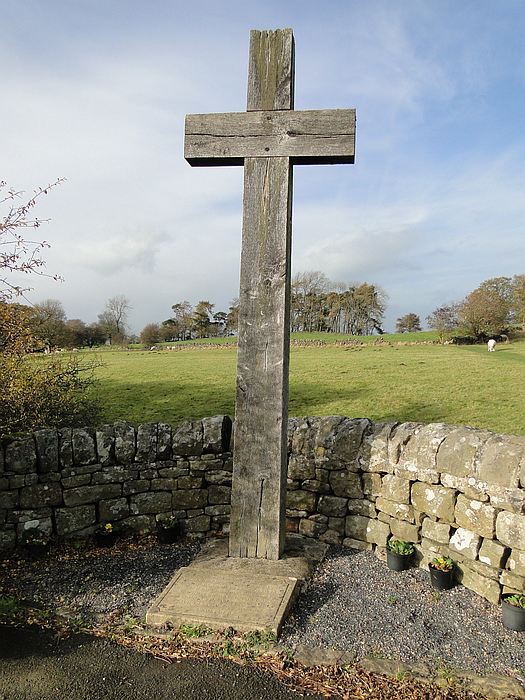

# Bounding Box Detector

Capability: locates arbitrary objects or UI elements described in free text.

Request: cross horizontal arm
[185,108,355,166]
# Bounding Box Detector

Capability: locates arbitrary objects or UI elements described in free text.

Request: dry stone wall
[1,415,524,605]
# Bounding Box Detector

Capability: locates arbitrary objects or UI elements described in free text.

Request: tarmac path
[0,625,319,700]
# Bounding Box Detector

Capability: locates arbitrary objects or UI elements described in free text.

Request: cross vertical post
[184,28,355,560]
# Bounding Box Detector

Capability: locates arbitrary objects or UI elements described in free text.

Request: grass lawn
[91,335,525,436]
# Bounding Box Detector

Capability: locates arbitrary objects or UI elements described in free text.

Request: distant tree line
[396,275,525,342]
[290,271,387,335]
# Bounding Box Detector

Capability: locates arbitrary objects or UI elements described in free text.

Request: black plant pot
[501,596,525,632]
[24,542,50,559]
[95,532,117,548]
[387,550,411,571]
[157,525,182,544]
[429,565,454,591]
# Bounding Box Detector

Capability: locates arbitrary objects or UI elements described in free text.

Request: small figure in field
[487,339,496,352]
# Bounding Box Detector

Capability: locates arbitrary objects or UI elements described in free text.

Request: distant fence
[1,415,524,605]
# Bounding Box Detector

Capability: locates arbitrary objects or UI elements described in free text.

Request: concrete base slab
[146,534,328,636]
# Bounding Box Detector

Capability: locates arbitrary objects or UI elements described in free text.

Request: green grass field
[91,334,525,436]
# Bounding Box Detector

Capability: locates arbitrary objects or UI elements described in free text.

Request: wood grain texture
[247,29,294,112]
[185,109,356,165]
[228,156,292,560]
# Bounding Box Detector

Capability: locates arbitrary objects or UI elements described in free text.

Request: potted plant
[156,516,183,544]
[501,594,525,632]
[95,522,117,548]
[21,529,50,558]
[386,539,414,571]
[429,555,455,591]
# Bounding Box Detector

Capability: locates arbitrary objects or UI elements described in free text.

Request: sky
[2,0,525,334]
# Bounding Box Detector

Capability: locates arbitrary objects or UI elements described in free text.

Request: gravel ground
[2,537,524,685]
[280,546,524,680]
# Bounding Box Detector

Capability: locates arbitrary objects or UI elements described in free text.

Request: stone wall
[1,415,524,604]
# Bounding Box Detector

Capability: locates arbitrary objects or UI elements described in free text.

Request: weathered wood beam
[185,109,356,166]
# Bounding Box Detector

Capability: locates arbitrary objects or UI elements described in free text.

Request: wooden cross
[185,28,355,560]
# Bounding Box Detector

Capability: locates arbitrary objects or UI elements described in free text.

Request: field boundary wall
[1,415,524,604]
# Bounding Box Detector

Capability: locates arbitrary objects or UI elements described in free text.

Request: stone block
[58,428,73,468]
[99,497,129,521]
[0,491,18,509]
[158,466,189,479]
[62,474,91,489]
[366,519,390,545]
[317,495,348,517]
[375,496,414,523]
[320,529,342,545]
[288,417,311,454]
[458,563,501,605]
[316,417,370,470]
[421,518,451,544]
[92,466,137,485]
[114,422,136,463]
[205,505,231,516]
[462,559,500,581]
[172,420,203,456]
[299,518,327,538]
[157,423,172,460]
[186,514,211,532]
[328,516,345,534]
[5,437,37,474]
[176,476,202,490]
[287,489,316,512]
[287,456,315,481]
[397,423,451,475]
[390,519,420,543]
[362,473,382,497]
[359,421,396,472]
[342,537,372,551]
[8,476,24,488]
[63,483,121,506]
[411,482,456,521]
[345,514,369,540]
[310,514,328,524]
[487,485,525,514]
[208,485,231,505]
[455,495,497,539]
[286,509,308,518]
[496,510,525,550]
[507,548,525,576]
[20,483,62,509]
[136,423,158,462]
[130,491,172,515]
[202,415,231,454]
[477,434,525,488]
[436,426,487,478]
[55,505,96,535]
[71,429,96,466]
[95,425,116,466]
[172,488,208,510]
[34,429,59,473]
[500,569,525,591]
[122,480,150,496]
[345,515,389,545]
[478,539,508,569]
[449,527,481,560]
[347,499,376,518]
[387,422,419,466]
[204,470,232,486]
[381,475,410,504]
[302,479,330,494]
[329,470,363,498]
[440,473,488,501]
[38,473,60,484]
